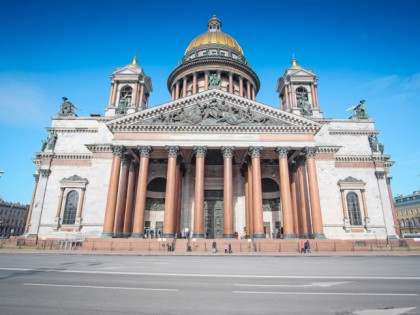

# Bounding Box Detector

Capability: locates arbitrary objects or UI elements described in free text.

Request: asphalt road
[0,254,419,315]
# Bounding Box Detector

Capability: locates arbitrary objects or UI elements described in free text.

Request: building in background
[0,198,29,238]
[395,191,420,236]
[25,16,398,241]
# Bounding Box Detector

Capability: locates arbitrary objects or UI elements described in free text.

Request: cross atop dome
[208,14,222,32]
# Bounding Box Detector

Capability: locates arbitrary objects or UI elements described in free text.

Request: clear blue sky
[0,0,419,204]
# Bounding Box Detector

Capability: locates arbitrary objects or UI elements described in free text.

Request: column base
[130,233,144,238]
[114,233,123,238]
[101,232,114,238]
[252,233,266,239]
[162,233,175,238]
[282,233,296,239]
[223,234,236,238]
[312,233,326,239]
[122,233,132,238]
[192,233,205,238]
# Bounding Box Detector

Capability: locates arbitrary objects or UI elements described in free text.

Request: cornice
[85,144,113,153]
[328,129,379,136]
[316,146,341,154]
[53,154,92,160]
[46,127,98,133]
[335,155,389,162]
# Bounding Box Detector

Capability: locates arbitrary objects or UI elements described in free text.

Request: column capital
[138,145,153,157]
[296,155,306,166]
[228,72,233,78]
[304,147,317,159]
[33,174,40,182]
[386,176,392,185]
[249,146,263,158]
[111,145,125,157]
[288,162,298,173]
[193,72,197,78]
[375,171,386,179]
[121,154,131,166]
[221,146,234,158]
[39,169,51,177]
[275,146,290,158]
[166,146,180,158]
[129,161,139,172]
[193,146,207,158]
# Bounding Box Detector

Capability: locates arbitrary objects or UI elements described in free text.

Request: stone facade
[25,16,398,241]
[395,191,420,235]
[0,198,29,238]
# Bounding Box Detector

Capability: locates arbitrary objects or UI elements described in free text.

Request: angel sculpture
[347,100,370,120]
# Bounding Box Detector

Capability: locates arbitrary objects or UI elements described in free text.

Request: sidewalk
[1,247,419,257]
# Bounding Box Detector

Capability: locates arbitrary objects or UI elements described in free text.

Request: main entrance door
[204,190,224,239]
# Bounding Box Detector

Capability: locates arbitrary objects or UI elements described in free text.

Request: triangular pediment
[106,90,321,134]
[113,66,143,76]
[287,68,315,77]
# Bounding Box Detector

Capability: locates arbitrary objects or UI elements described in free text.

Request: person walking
[212,240,217,253]
[228,243,232,254]
[300,239,305,254]
[224,243,228,254]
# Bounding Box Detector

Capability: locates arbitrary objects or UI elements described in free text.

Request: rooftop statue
[58,97,79,117]
[117,97,130,114]
[347,100,370,120]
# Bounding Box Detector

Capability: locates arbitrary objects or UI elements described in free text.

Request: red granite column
[114,155,130,237]
[193,146,207,238]
[205,71,209,91]
[182,76,187,98]
[244,169,250,238]
[239,76,243,97]
[102,145,124,237]
[275,147,295,238]
[123,161,138,237]
[176,163,183,235]
[163,146,179,238]
[222,146,235,238]
[246,80,251,99]
[173,163,181,235]
[249,147,264,238]
[132,146,152,238]
[248,163,254,236]
[228,72,233,94]
[175,81,180,100]
[304,147,325,238]
[296,155,309,238]
[289,163,300,236]
[192,73,197,94]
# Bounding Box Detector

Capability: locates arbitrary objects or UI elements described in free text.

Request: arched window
[120,85,133,100]
[346,192,362,226]
[399,219,405,227]
[62,190,79,225]
[295,86,309,103]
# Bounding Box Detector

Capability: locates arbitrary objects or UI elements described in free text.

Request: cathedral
[25,15,398,241]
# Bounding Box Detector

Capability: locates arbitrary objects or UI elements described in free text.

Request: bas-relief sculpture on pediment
[136,99,289,127]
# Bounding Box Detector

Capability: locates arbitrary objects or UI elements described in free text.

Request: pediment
[113,66,143,76]
[106,90,321,134]
[288,69,315,77]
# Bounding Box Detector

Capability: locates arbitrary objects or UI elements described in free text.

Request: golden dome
[184,15,243,55]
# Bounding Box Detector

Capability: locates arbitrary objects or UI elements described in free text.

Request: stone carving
[148,99,277,126]
[304,147,317,159]
[368,135,384,154]
[296,155,306,166]
[375,171,386,179]
[262,198,281,212]
[347,100,370,120]
[248,146,263,158]
[58,97,79,117]
[166,146,180,158]
[288,162,298,173]
[121,154,131,166]
[208,72,220,88]
[194,146,208,158]
[275,146,290,158]
[298,99,312,116]
[117,97,130,114]
[111,145,125,157]
[129,161,139,172]
[338,176,364,184]
[39,169,51,177]
[221,146,234,158]
[138,145,153,157]
[62,175,87,181]
[146,197,165,211]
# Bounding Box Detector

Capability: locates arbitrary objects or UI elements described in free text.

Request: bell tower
[276,56,322,118]
[105,55,153,117]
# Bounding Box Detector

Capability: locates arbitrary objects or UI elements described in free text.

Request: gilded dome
[184,15,244,56]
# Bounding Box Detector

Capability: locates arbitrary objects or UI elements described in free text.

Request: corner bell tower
[105,56,153,117]
[276,56,322,118]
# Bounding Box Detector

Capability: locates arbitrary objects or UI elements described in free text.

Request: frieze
[338,176,365,184]
[53,154,92,160]
[47,127,98,133]
[335,155,391,163]
[316,146,341,154]
[275,146,290,158]
[61,175,88,182]
[85,145,113,153]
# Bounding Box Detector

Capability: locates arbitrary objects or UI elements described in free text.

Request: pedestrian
[224,243,228,253]
[300,239,305,254]
[228,243,232,254]
[212,240,217,253]
[305,240,311,253]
